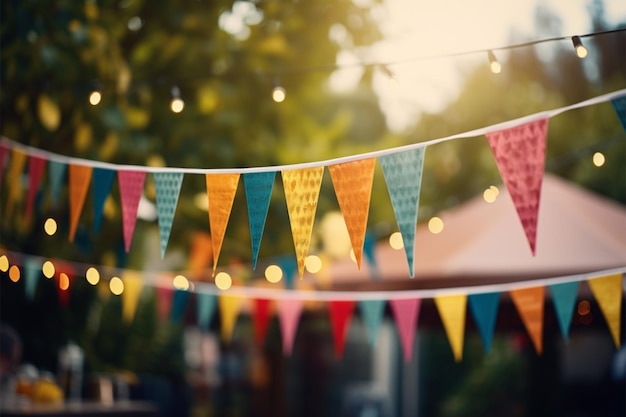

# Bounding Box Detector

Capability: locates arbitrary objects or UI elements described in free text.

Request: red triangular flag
[390,298,421,363]
[25,155,46,222]
[155,285,174,323]
[328,300,356,358]
[252,298,272,347]
[486,118,548,255]
[118,170,146,252]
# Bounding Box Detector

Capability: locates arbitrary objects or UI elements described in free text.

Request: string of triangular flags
[1,250,623,362]
[1,91,624,279]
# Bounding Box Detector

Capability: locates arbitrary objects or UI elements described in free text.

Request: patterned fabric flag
[359,300,386,346]
[434,294,468,361]
[363,232,379,279]
[118,170,146,253]
[379,148,425,278]
[196,293,217,331]
[243,172,276,269]
[68,164,93,242]
[588,274,623,347]
[486,119,548,255]
[390,298,421,362]
[282,167,324,278]
[24,257,41,301]
[510,286,545,354]
[154,172,184,259]
[328,300,356,358]
[206,173,240,274]
[121,272,143,323]
[329,158,376,269]
[612,96,626,131]
[468,292,500,353]
[48,160,66,209]
[277,255,298,289]
[252,298,272,347]
[277,298,304,355]
[219,295,243,343]
[549,281,579,342]
[92,168,115,233]
[170,289,190,323]
[25,156,46,222]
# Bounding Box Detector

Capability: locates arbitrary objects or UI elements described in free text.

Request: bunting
[277,298,304,355]
[92,168,115,233]
[68,164,93,242]
[390,298,421,363]
[121,272,143,323]
[548,282,579,342]
[219,295,243,343]
[328,300,356,358]
[171,289,190,322]
[155,285,174,323]
[24,257,41,301]
[510,286,545,354]
[206,173,240,274]
[118,170,146,253]
[252,298,272,347]
[5,149,27,219]
[468,292,500,353]
[434,294,467,362]
[154,172,184,258]
[243,172,276,270]
[612,96,626,131]
[587,274,622,347]
[48,161,66,209]
[359,299,386,347]
[197,292,217,331]
[25,156,46,222]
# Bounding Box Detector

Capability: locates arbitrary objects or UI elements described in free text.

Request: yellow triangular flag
[510,286,545,354]
[121,272,143,323]
[328,158,376,269]
[434,294,467,362]
[68,164,93,242]
[588,274,622,347]
[206,173,240,274]
[6,149,27,220]
[219,295,243,343]
[282,167,324,278]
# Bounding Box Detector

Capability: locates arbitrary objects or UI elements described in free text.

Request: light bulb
[265,264,283,283]
[215,272,232,290]
[170,98,185,113]
[272,86,286,103]
[488,50,501,74]
[572,36,588,59]
[89,90,102,106]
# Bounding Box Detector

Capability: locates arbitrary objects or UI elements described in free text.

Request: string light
[109,276,124,295]
[173,274,190,290]
[592,152,605,167]
[0,255,8,272]
[572,36,588,58]
[9,265,20,282]
[44,218,57,235]
[272,85,286,103]
[88,89,102,106]
[265,264,283,283]
[428,217,444,234]
[170,86,185,113]
[42,261,55,278]
[215,272,232,290]
[389,232,404,250]
[305,255,322,274]
[85,267,100,285]
[487,50,501,74]
[59,272,70,290]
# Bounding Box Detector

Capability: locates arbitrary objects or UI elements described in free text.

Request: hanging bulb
[272,85,286,103]
[487,50,501,74]
[170,86,185,113]
[89,83,102,106]
[572,36,588,59]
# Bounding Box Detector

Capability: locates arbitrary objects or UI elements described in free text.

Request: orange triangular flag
[434,294,467,362]
[588,274,622,347]
[510,286,545,354]
[5,149,27,220]
[282,167,324,278]
[218,295,243,344]
[206,174,240,274]
[328,158,376,269]
[68,164,93,242]
[121,272,143,323]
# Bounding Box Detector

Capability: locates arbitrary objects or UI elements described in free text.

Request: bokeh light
[215,272,232,290]
[305,255,322,274]
[428,216,444,234]
[0,255,8,272]
[110,277,124,295]
[42,261,55,278]
[59,273,70,290]
[8,265,20,282]
[44,218,58,235]
[85,267,100,285]
[173,274,190,290]
[265,265,283,283]
[592,152,605,167]
[389,232,404,250]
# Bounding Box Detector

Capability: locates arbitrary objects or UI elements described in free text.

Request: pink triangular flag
[118,170,146,252]
[390,298,421,363]
[485,118,548,255]
[25,155,46,222]
[277,298,304,356]
[328,300,356,358]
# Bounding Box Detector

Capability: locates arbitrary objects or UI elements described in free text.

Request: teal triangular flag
[154,172,184,259]
[243,172,276,269]
[549,281,579,342]
[48,161,66,209]
[379,148,425,277]
[359,300,386,346]
[196,293,217,331]
[92,167,115,232]
[612,96,626,131]
[363,232,379,280]
[24,258,41,301]
[170,289,190,323]
[277,256,297,289]
[468,292,500,353]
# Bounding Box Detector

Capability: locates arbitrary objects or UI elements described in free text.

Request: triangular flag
[359,300,386,346]
[170,289,190,323]
[92,168,115,233]
[549,281,579,343]
[281,167,324,278]
[196,293,217,331]
[329,158,376,269]
[510,286,545,354]
[25,156,46,222]
[277,255,297,289]
[434,294,467,362]
[468,292,500,353]
[328,300,356,358]
[485,119,548,255]
[121,272,143,323]
[390,298,421,362]
[588,274,622,347]
[155,285,174,323]
[252,298,272,347]
[243,172,276,269]
[379,148,425,278]
[154,172,184,259]
[118,170,146,253]
[189,232,213,277]
[611,96,626,131]
[363,232,379,279]
[68,164,93,242]
[219,295,243,343]
[48,160,66,209]
[24,257,41,301]
[6,149,27,219]
[206,173,240,274]
[277,298,304,355]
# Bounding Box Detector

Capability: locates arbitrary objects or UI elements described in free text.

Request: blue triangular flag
[379,148,425,278]
[196,293,217,331]
[277,255,297,289]
[92,167,116,233]
[611,96,626,131]
[468,292,500,353]
[24,257,41,301]
[243,172,276,269]
[363,232,379,280]
[359,300,386,346]
[170,289,190,323]
[549,281,579,342]
[48,161,66,209]
[154,172,184,259]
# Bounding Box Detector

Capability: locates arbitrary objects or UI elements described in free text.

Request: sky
[329,0,626,131]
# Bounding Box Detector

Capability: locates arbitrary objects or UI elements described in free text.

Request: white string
[2,89,624,175]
